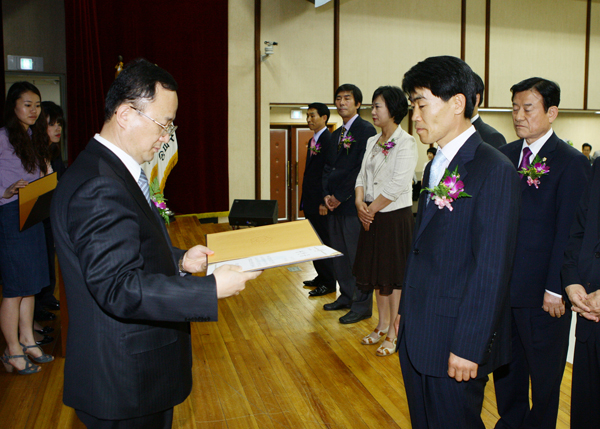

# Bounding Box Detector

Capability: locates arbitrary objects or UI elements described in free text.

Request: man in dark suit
[471,72,506,149]
[563,159,600,429]
[494,78,590,429]
[300,102,337,297]
[322,84,376,324]
[396,56,520,428]
[50,59,259,429]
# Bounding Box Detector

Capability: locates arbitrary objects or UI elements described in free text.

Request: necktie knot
[138,170,152,205]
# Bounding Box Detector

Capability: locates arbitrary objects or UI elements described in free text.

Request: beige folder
[206,219,341,272]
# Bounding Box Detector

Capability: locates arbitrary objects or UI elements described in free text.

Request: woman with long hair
[0,82,54,374]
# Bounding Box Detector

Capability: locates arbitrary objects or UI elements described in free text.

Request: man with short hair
[494,77,590,429]
[51,58,260,428]
[301,102,336,297]
[322,84,376,324]
[396,56,520,428]
[582,142,593,165]
[471,72,506,149]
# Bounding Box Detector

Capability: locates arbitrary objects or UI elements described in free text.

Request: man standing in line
[563,156,600,429]
[582,142,593,165]
[396,56,520,428]
[471,72,506,149]
[494,77,590,429]
[322,84,376,324]
[301,102,337,297]
[51,59,260,428]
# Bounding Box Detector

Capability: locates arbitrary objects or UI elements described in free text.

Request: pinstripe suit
[398,132,520,428]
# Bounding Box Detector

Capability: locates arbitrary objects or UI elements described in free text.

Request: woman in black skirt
[353,86,418,356]
[0,82,54,374]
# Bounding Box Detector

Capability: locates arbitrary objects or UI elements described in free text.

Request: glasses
[129,105,177,137]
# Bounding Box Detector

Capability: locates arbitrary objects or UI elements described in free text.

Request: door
[270,126,313,222]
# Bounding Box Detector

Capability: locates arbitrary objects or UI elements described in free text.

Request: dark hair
[510,77,560,112]
[583,143,592,151]
[473,72,484,107]
[41,101,64,127]
[372,86,409,125]
[104,58,178,121]
[41,101,65,160]
[335,84,363,106]
[4,81,49,174]
[427,147,437,156]
[308,102,330,122]
[402,55,477,119]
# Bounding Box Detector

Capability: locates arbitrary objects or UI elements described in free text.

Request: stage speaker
[228,199,278,227]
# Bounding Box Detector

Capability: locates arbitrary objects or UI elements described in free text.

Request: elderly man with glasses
[50,58,260,429]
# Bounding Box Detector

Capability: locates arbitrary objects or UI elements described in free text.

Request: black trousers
[398,332,487,429]
[76,408,173,429]
[571,322,600,429]
[305,213,335,287]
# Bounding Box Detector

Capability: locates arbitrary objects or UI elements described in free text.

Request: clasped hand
[542,291,566,318]
[356,201,374,231]
[324,195,341,211]
[566,284,600,322]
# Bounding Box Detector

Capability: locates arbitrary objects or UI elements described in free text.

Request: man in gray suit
[51,59,259,429]
[471,72,506,149]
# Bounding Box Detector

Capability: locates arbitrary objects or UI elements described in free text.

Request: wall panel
[489,0,587,108]
[464,0,486,94]
[588,2,600,109]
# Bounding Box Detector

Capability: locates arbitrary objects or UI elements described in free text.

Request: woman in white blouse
[354,86,418,356]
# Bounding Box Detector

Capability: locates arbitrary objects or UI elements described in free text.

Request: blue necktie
[138,170,152,206]
[428,150,447,189]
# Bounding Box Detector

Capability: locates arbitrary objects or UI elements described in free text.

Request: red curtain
[64,0,229,214]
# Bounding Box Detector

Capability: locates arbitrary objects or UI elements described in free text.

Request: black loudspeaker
[228,199,278,227]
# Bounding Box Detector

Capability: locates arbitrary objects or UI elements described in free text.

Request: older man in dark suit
[396,56,520,429]
[301,102,336,297]
[321,84,376,324]
[563,159,600,429]
[51,59,259,429]
[494,78,590,429]
[471,72,506,149]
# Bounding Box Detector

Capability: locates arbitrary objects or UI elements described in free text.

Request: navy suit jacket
[472,116,506,149]
[562,158,600,342]
[499,133,590,307]
[51,139,218,420]
[399,132,520,378]
[300,128,331,215]
[322,116,376,216]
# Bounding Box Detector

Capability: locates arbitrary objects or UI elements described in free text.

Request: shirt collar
[438,126,477,164]
[94,133,142,182]
[313,126,326,142]
[342,114,359,132]
[470,114,480,124]
[520,128,554,158]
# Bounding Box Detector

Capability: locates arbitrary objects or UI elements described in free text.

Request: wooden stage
[0,216,574,428]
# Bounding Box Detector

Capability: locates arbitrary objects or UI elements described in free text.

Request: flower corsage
[150,178,170,224]
[519,155,549,189]
[341,132,355,154]
[309,139,321,155]
[420,166,471,211]
[377,138,396,160]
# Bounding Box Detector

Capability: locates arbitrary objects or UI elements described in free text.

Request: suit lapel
[414,133,479,244]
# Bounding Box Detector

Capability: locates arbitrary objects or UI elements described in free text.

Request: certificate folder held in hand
[19,172,57,231]
[206,219,342,274]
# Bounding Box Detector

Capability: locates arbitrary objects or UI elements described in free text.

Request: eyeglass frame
[129,105,177,137]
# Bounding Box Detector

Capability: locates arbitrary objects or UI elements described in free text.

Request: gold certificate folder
[19,172,57,231]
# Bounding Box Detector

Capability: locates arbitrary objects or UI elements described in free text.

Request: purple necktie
[519,146,532,178]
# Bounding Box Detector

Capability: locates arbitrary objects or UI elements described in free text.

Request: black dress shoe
[35,335,54,346]
[34,308,56,321]
[323,301,351,311]
[42,301,60,311]
[339,311,372,324]
[303,279,320,287]
[35,326,54,335]
[309,285,336,297]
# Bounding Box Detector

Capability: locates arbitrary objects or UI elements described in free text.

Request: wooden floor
[0,217,574,428]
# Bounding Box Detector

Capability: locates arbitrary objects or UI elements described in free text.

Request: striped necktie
[138,170,152,206]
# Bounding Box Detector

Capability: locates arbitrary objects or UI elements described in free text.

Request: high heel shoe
[35,335,54,346]
[21,343,54,363]
[376,337,398,356]
[1,351,41,374]
[361,328,388,345]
